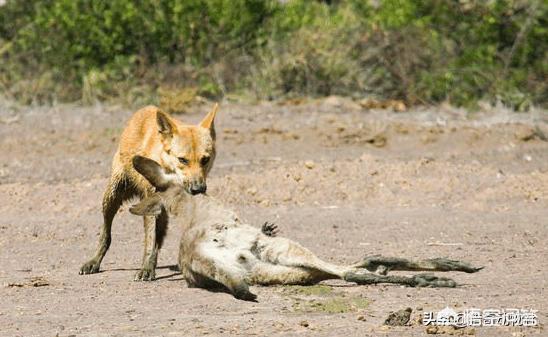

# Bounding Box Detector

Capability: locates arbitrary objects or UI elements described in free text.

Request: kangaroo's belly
[198,225,263,274]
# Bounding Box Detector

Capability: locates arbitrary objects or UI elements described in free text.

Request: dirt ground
[1,98,547,336]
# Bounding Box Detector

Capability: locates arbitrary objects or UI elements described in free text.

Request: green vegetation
[282,284,334,296]
[281,285,369,313]
[292,297,370,314]
[0,0,546,109]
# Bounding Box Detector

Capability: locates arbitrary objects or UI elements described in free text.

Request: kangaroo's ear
[157,110,176,136]
[132,155,171,191]
[199,103,218,137]
[129,195,163,216]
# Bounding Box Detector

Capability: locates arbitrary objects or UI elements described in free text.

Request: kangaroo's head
[129,155,185,216]
[156,104,218,195]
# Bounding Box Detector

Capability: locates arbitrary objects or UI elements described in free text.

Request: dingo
[80,104,218,281]
[129,155,482,300]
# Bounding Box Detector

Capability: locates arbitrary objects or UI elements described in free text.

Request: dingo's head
[156,104,218,195]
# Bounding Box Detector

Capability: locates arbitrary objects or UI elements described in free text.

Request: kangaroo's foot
[421,258,483,273]
[79,259,101,275]
[344,271,457,288]
[261,222,278,237]
[411,273,456,288]
[359,255,482,274]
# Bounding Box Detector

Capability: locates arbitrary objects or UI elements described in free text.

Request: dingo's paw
[134,267,155,281]
[79,260,100,275]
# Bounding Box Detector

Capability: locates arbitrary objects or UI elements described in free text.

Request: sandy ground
[0,98,547,336]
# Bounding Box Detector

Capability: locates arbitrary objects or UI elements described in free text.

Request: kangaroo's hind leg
[255,237,477,288]
[344,270,458,287]
[256,236,352,280]
[344,255,483,287]
[356,255,483,275]
[248,262,334,286]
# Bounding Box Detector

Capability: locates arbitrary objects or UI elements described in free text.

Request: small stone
[384,307,412,326]
[299,320,309,328]
[304,160,315,169]
[425,326,438,334]
[514,125,544,142]
[357,315,366,321]
[246,187,257,196]
[366,134,387,147]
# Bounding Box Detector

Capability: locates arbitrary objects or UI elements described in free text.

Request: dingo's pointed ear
[199,103,218,133]
[157,110,175,136]
[130,195,163,216]
[132,155,171,191]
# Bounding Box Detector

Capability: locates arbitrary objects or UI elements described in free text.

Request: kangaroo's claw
[261,222,278,237]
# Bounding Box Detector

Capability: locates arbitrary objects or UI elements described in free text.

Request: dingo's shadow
[99,265,181,280]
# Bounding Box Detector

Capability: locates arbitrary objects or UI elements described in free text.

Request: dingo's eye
[178,157,189,165]
[200,156,210,166]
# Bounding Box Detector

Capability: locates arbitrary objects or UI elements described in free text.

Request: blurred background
[0,0,546,110]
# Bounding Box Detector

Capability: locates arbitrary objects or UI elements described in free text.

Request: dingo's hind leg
[80,172,132,275]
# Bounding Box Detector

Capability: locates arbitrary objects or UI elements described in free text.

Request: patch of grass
[292,296,369,314]
[281,284,369,314]
[282,284,334,297]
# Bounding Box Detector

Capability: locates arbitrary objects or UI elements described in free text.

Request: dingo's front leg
[134,215,158,281]
[134,196,169,281]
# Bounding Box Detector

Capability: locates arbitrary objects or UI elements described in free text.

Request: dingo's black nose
[189,184,207,195]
